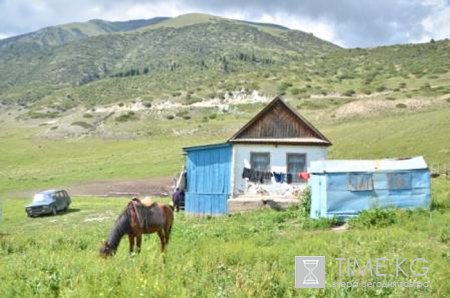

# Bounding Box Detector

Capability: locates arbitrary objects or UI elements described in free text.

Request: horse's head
[99,240,114,257]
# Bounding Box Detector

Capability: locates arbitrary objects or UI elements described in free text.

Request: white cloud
[421,0,450,41]
[256,13,344,46]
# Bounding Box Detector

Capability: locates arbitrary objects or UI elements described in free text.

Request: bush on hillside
[71,121,93,129]
[343,89,356,97]
[115,111,138,122]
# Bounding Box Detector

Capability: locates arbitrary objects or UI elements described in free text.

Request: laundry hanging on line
[242,167,273,183]
[273,172,286,183]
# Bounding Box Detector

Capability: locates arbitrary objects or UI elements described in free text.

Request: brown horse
[99,198,174,257]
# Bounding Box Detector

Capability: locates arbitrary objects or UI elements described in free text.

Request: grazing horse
[99,198,174,257]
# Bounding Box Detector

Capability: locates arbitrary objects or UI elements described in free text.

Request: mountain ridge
[0,13,448,112]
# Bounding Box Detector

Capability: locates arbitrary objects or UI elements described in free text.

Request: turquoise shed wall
[310,174,327,219]
[184,143,232,216]
[310,169,430,220]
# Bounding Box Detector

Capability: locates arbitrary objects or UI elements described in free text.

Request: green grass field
[0,180,449,297]
[1,104,449,297]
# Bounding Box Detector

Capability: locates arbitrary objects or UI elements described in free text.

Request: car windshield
[32,193,52,202]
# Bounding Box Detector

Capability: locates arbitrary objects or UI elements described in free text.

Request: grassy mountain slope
[0,13,448,124]
[0,13,339,104]
[0,17,168,49]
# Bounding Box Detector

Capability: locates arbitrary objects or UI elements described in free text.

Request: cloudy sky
[0,0,449,47]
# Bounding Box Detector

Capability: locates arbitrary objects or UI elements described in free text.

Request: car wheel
[51,205,57,216]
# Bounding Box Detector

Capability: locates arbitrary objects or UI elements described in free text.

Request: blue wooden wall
[184,143,232,216]
[310,169,431,219]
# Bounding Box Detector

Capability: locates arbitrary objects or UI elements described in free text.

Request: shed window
[387,172,412,190]
[287,153,306,183]
[250,152,270,172]
[347,173,373,191]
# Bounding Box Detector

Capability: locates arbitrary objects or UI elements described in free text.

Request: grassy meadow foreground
[0,182,449,297]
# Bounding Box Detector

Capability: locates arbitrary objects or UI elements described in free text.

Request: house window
[387,172,412,190]
[347,173,374,191]
[287,153,306,183]
[250,152,270,172]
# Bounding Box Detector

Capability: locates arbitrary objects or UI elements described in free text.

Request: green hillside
[0,13,338,105]
[0,17,168,49]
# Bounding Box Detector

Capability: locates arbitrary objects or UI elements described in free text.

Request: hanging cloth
[298,172,310,181]
[286,173,293,184]
[242,167,251,179]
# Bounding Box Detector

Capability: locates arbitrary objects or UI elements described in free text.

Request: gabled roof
[228,96,331,146]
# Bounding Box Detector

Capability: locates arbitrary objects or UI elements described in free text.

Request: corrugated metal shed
[183,143,232,216]
[309,156,431,220]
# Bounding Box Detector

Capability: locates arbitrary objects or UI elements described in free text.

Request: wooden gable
[228,97,331,146]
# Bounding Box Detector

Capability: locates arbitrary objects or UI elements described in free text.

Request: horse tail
[163,205,174,244]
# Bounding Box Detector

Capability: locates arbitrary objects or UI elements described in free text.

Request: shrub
[300,187,311,216]
[343,89,356,97]
[71,121,93,129]
[28,111,59,119]
[421,83,431,90]
[349,208,397,228]
[385,96,396,101]
[277,82,293,93]
[209,113,217,119]
[290,88,300,95]
[376,85,387,92]
[142,102,152,108]
[115,111,138,122]
[165,115,175,120]
[83,113,93,118]
[185,97,202,105]
[396,103,407,109]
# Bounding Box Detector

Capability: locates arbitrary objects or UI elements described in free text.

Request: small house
[309,156,431,220]
[182,96,331,216]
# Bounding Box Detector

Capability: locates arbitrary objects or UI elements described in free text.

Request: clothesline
[242,167,310,184]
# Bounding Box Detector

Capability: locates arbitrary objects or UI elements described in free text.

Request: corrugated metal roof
[309,156,428,173]
[182,142,230,152]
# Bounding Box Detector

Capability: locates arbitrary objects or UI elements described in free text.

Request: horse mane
[115,202,132,223]
[106,209,131,252]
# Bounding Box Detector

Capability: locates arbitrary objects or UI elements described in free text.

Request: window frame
[347,173,374,191]
[387,172,412,190]
[250,152,271,172]
[286,153,307,183]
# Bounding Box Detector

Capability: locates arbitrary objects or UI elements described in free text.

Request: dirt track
[64,176,173,197]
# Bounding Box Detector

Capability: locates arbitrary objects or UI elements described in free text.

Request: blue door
[184,143,232,216]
